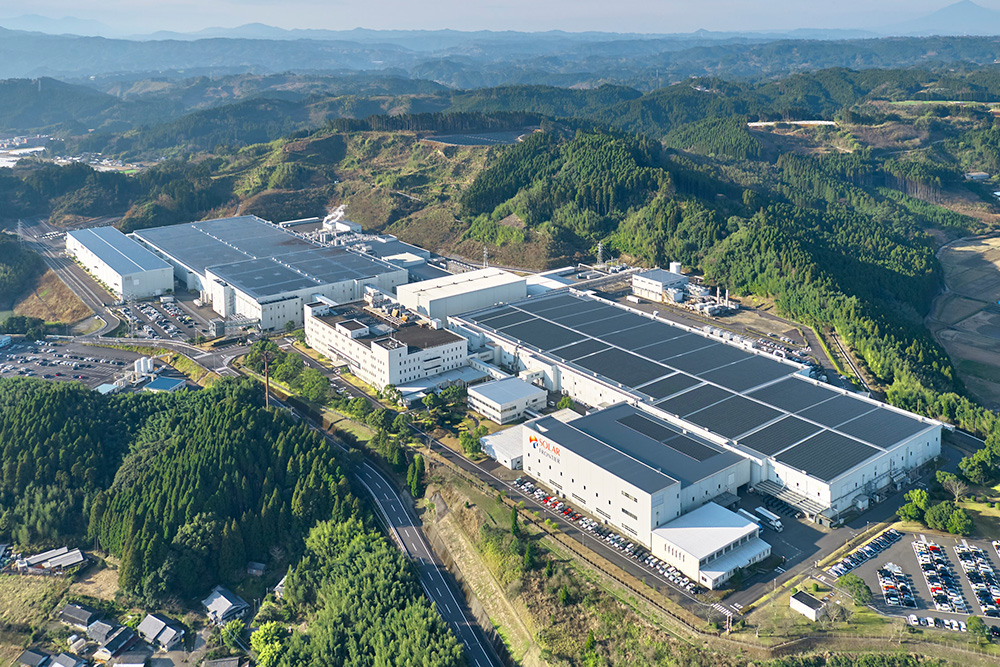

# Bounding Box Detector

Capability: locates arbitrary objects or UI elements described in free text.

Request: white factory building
[396,268,527,322]
[303,300,469,391]
[450,290,945,525]
[132,216,407,330]
[66,227,174,300]
[631,267,688,302]
[522,403,751,549]
[468,377,546,424]
[651,502,770,589]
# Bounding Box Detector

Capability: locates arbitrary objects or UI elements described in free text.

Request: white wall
[67,234,173,300]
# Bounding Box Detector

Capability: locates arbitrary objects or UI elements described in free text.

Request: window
[622,508,638,520]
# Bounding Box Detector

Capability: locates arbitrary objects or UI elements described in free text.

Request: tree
[556,395,574,410]
[285,321,296,333]
[585,629,596,651]
[897,502,923,523]
[392,412,412,434]
[947,507,974,536]
[967,615,988,643]
[558,585,571,606]
[407,454,425,499]
[510,506,521,537]
[523,542,534,570]
[925,501,956,531]
[422,392,443,415]
[367,408,393,433]
[905,488,930,510]
[383,384,403,406]
[250,621,288,667]
[943,476,969,503]
[838,573,873,605]
[222,618,246,653]
[459,430,482,456]
[545,560,554,577]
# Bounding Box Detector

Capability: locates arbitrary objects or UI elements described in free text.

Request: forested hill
[0,378,462,664]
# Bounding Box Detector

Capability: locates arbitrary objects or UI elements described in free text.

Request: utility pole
[597,240,604,266]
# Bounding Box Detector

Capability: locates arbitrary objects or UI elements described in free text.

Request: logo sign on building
[529,433,561,462]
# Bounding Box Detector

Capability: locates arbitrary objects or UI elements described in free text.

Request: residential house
[201,586,249,625]
[136,613,184,651]
[50,653,86,667]
[273,573,288,600]
[203,659,248,667]
[59,604,98,630]
[17,649,50,667]
[112,652,148,667]
[94,626,137,662]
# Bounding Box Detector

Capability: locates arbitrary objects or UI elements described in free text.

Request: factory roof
[68,227,171,276]
[133,216,400,300]
[469,377,545,405]
[207,247,399,300]
[651,502,758,561]
[397,267,524,301]
[144,377,186,392]
[455,291,938,485]
[527,404,741,493]
[314,305,462,352]
[633,268,687,284]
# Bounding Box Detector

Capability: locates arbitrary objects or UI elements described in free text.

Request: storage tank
[669,261,682,274]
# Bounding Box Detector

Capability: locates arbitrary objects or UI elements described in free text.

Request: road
[277,395,502,667]
[90,336,243,377]
[16,218,121,336]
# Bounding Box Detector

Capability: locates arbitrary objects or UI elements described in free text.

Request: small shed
[247,561,265,577]
[790,590,826,621]
[143,377,186,393]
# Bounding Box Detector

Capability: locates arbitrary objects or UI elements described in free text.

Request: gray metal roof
[775,431,880,482]
[68,227,171,276]
[528,403,742,492]
[469,378,545,405]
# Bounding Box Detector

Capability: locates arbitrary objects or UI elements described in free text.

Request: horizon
[0,0,996,37]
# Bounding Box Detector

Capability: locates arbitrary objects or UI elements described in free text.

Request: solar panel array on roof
[460,291,935,483]
[684,395,782,439]
[738,416,821,457]
[776,431,880,482]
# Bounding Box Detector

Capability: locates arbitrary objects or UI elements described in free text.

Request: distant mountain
[0,14,113,36]
[879,0,1000,36]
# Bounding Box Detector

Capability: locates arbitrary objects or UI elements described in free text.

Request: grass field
[0,574,68,631]
[14,269,92,324]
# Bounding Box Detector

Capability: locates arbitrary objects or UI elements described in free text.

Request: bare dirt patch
[14,269,93,324]
[69,564,120,601]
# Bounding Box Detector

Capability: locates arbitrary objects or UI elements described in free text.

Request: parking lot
[0,339,143,389]
[839,529,1000,636]
[115,299,202,341]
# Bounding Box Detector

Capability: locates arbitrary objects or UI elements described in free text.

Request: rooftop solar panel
[574,348,673,386]
[552,305,623,328]
[776,431,880,482]
[634,334,716,362]
[600,322,681,349]
[517,293,580,314]
[663,434,720,463]
[637,373,701,400]
[834,408,931,449]
[551,338,610,361]
[539,301,611,322]
[747,377,841,413]
[570,315,648,337]
[477,309,535,330]
[737,416,822,457]
[657,384,734,417]
[797,395,878,428]
[474,306,518,323]
[684,395,782,439]
[617,412,674,441]
[501,319,585,350]
[666,344,750,374]
[701,355,799,392]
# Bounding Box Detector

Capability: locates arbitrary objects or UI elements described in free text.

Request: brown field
[69,564,119,601]
[14,269,93,324]
[928,236,1000,408]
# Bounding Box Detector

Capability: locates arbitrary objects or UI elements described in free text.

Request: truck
[755,507,784,532]
[737,508,762,528]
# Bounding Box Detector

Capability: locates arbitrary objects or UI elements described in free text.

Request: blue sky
[0,0,991,34]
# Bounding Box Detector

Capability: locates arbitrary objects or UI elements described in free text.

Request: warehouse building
[450,291,944,524]
[480,425,526,470]
[304,300,469,391]
[66,227,174,300]
[650,502,770,589]
[522,403,750,547]
[631,267,688,302]
[396,268,527,322]
[468,377,546,424]
[132,216,407,330]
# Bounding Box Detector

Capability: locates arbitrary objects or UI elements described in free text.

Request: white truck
[737,508,762,528]
[755,506,784,532]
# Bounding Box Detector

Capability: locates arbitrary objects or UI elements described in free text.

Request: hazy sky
[0,0,994,34]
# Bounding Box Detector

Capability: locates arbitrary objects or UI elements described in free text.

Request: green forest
[0,377,461,662]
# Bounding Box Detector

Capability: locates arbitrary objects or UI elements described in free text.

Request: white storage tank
[669,261,682,274]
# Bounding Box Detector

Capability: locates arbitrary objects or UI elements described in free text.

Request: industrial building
[396,268,527,322]
[132,216,407,330]
[790,591,827,621]
[303,299,469,392]
[450,291,943,524]
[480,425,526,470]
[650,502,770,589]
[522,403,750,548]
[631,267,688,302]
[468,377,546,424]
[66,227,174,300]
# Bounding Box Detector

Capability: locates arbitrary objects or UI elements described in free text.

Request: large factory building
[66,227,174,300]
[450,291,944,525]
[132,216,407,330]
